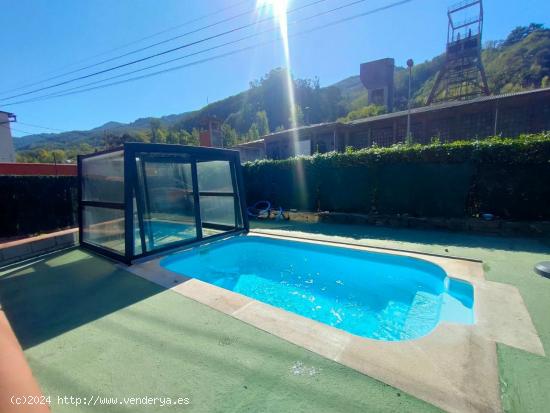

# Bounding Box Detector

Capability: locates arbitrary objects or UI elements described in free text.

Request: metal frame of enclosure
[78,143,249,264]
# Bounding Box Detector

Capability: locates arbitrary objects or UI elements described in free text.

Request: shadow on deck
[0,248,164,349]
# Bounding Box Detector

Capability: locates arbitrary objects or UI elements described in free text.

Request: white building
[0,111,16,163]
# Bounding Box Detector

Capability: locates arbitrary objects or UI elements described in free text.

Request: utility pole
[406,58,414,143]
[493,101,499,136]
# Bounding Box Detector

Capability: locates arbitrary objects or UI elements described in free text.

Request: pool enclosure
[78,143,248,263]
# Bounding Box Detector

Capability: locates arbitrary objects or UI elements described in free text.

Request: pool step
[401,291,441,339]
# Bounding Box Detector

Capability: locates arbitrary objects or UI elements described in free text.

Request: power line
[5,0,414,136]
[0,0,330,102]
[4,0,372,106]
[2,0,415,108]
[1,115,137,138]
[65,0,252,62]
[0,0,253,96]
[16,121,67,132]
[0,123,36,136]
[2,0,374,107]
[0,2,253,97]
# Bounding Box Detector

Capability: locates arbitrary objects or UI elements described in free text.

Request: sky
[0,0,548,137]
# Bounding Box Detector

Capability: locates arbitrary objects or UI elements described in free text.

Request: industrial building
[234,87,550,161]
[233,0,550,162]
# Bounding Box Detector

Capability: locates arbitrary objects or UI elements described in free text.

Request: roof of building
[246,87,550,146]
[233,87,550,148]
[232,139,265,149]
[348,87,550,126]
[0,110,15,116]
[259,121,347,141]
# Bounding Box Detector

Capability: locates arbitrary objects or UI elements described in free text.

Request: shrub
[0,176,78,238]
[243,133,550,219]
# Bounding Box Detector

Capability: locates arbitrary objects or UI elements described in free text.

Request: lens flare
[256,0,289,21]
[255,0,295,133]
[256,0,306,205]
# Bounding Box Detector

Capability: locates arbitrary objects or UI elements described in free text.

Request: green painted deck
[1,222,549,412]
[252,221,550,413]
[0,247,436,412]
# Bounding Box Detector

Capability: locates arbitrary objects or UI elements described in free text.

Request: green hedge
[0,176,78,238]
[243,134,550,219]
[1,134,548,239]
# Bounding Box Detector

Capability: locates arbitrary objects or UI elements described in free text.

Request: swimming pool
[160,235,474,341]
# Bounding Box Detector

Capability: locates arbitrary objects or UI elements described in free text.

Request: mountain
[13,111,195,150]
[333,24,550,110]
[14,24,550,162]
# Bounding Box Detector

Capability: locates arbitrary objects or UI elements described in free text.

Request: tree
[190,128,200,146]
[11,24,550,157]
[103,132,124,148]
[221,123,239,147]
[166,131,179,144]
[255,110,270,136]
[150,119,162,143]
[134,131,150,143]
[503,23,544,47]
[166,129,195,145]
[349,94,370,111]
[290,104,304,127]
[338,105,386,123]
[247,123,260,141]
[27,148,68,163]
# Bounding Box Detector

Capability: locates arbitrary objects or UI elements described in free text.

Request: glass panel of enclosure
[82,206,125,254]
[132,192,143,255]
[81,151,124,203]
[134,153,197,253]
[80,151,125,255]
[197,160,243,236]
[79,144,247,263]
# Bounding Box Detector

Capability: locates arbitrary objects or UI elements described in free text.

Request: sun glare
[256,0,289,21]
[256,0,306,206]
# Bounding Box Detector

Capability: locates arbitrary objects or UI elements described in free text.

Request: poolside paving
[252,221,550,413]
[127,231,544,413]
[1,222,549,412]
[0,249,438,413]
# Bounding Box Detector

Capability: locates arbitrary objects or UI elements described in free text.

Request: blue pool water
[161,235,474,341]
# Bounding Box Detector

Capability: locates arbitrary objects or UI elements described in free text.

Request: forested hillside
[15,24,549,163]
[338,23,550,110]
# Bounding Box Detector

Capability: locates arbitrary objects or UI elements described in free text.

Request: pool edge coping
[250,229,484,263]
[125,232,544,413]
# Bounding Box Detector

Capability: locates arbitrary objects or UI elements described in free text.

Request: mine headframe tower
[427,0,490,105]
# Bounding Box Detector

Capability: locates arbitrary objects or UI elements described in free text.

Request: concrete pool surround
[127,231,544,413]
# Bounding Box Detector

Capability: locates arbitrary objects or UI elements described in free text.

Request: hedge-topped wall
[1,134,549,239]
[243,134,550,220]
[0,176,78,238]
